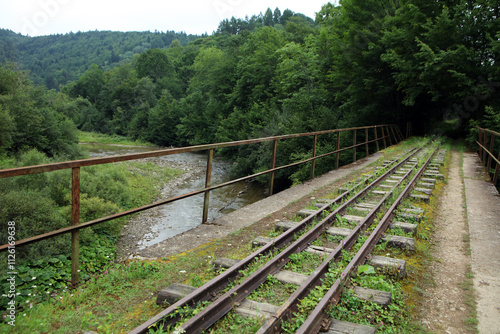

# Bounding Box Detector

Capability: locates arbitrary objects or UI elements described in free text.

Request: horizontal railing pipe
[0,124,401,285]
[475,127,500,185]
[0,125,388,179]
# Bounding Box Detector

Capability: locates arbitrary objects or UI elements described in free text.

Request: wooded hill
[1,2,500,187]
[0,28,200,88]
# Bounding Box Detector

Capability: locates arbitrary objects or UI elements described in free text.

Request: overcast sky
[0,0,336,37]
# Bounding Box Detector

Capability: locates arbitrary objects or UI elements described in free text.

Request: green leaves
[357,264,376,275]
[136,49,173,83]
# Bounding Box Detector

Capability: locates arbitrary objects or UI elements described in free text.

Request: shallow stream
[82,144,267,248]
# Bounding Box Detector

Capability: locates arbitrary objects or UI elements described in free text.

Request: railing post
[71,167,80,286]
[494,150,500,185]
[387,126,393,146]
[483,131,488,166]
[270,140,278,196]
[487,133,495,172]
[478,128,483,160]
[365,128,369,157]
[336,131,341,169]
[374,127,380,152]
[381,126,387,149]
[202,149,214,224]
[353,129,357,162]
[312,134,317,179]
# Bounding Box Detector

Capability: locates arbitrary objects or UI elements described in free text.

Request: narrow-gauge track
[130,143,444,334]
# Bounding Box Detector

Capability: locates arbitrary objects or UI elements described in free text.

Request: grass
[2,243,223,333]
[0,156,184,333]
[247,275,297,305]
[78,131,155,147]
[117,161,183,208]
[2,137,468,333]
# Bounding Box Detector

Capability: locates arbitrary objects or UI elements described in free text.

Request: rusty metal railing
[476,127,500,185]
[0,124,402,285]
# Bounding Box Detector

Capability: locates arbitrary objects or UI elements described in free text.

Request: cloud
[0,0,334,36]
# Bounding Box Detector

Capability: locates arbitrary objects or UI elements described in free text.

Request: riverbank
[79,138,266,261]
[136,152,383,259]
[77,131,154,147]
[115,155,205,260]
[79,137,207,260]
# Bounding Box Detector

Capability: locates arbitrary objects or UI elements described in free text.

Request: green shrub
[80,165,131,208]
[60,194,123,245]
[0,189,70,262]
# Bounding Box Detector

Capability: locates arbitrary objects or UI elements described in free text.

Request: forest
[0,0,499,311]
[0,28,199,88]
[2,2,499,181]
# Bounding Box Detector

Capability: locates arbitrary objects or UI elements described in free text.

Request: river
[82,143,267,249]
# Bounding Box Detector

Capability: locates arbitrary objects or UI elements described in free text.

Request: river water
[82,144,267,248]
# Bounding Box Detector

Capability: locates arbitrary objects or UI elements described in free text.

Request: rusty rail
[0,124,401,285]
[297,145,438,333]
[476,127,500,185]
[129,147,420,333]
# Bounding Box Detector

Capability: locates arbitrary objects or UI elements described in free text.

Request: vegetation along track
[131,142,446,334]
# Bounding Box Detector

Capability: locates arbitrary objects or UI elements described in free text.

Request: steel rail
[475,141,500,167]
[133,147,421,333]
[257,147,433,334]
[296,146,439,334]
[0,130,392,253]
[0,140,385,253]
[128,186,358,333]
[0,125,393,179]
[127,165,378,333]
[128,147,420,333]
[177,147,424,333]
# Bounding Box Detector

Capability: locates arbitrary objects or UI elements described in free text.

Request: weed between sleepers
[156,143,436,333]
[146,144,436,333]
[279,235,370,332]
[247,275,298,305]
[279,150,441,332]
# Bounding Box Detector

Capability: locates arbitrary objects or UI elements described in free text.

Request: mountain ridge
[0,28,201,88]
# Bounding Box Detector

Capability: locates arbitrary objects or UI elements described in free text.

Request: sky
[0,0,336,37]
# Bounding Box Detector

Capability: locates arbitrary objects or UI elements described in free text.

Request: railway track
[130,142,446,334]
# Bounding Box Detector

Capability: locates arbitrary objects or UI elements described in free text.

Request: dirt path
[419,150,472,333]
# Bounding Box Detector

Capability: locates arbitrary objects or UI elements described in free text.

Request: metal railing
[0,124,403,285]
[476,127,500,185]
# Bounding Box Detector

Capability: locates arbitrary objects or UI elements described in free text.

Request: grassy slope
[0,132,184,333]
[77,131,155,147]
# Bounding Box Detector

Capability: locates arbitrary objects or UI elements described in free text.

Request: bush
[80,165,131,208]
[60,194,123,245]
[0,189,70,262]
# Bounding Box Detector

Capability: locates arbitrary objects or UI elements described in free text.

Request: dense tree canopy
[316,0,500,135]
[1,3,499,187]
[0,64,82,158]
[0,29,199,88]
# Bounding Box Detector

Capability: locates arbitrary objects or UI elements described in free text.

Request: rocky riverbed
[81,144,265,262]
[114,156,206,261]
